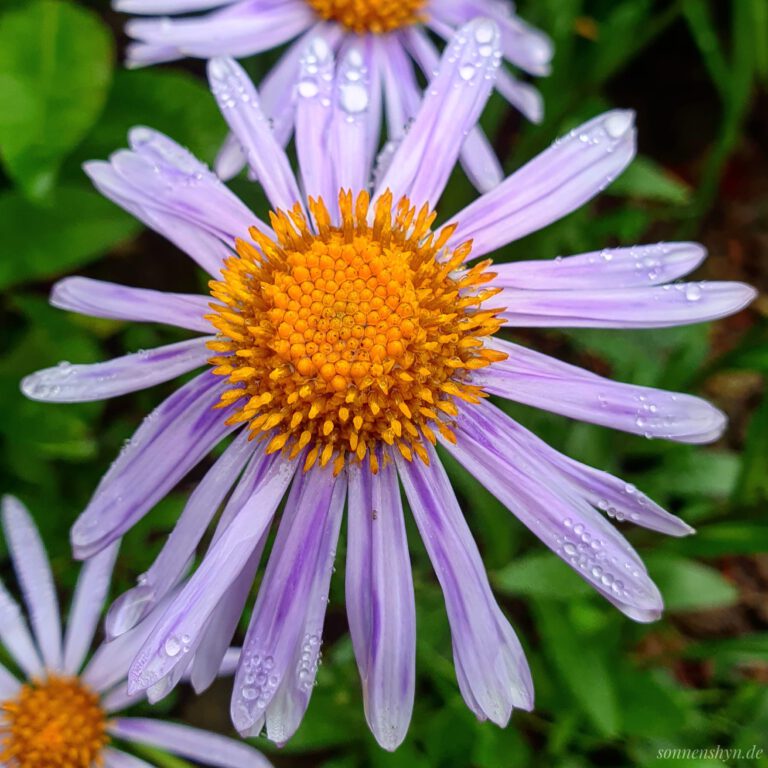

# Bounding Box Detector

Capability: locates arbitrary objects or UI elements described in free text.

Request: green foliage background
[1,0,767,766]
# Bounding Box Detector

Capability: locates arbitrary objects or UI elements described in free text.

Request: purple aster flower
[0,496,271,768]
[22,22,756,751]
[116,0,552,190]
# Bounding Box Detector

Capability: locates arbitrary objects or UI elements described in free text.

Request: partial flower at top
[0,496,271,768]
[21,22,756,752]
[115,0,552,190]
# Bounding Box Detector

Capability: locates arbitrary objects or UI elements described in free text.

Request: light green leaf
[646,554,739,611]
[0,0,113,198]
[608,155,691,204]
[0,185,140,289]
[494,552,591,600]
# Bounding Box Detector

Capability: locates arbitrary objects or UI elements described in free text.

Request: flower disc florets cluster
[207,190,506,474]
[305,0,426,34]
[0,675,108,768]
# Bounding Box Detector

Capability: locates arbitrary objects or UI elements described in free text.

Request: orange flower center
[1,675,109,768]
[305,0,426,33]
[207,190,506,474]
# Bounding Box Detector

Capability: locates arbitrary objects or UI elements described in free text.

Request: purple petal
[71,372,235,559]
[231,465,345,736]
[1,496,62,670]
[493,242,707,290]
[449,110,637,258]
[445,401,664,621]
[395,448,533,724]
[379,21,501,206]
[214,132,247,181]
[347,457,415,751]
[128,451,294,693]
[104,748,154,768]
[295,36,337,202]
[105,431,255,638]
[475,338,727,443]
[0,663,20,699]
[0,575,43,678]
[63,542,120,674]
[207,58,303,213]
[495,67,543,123]
[460,127,504,193]
[125,0,314,59]
[498,281,757,328]
[115,0,237,12]
[51,277,211,333]
[22,337,212,403]
[109,718,273,768]
[377,34,420,137]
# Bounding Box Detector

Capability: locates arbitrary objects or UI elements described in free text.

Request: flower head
[22,23,756,751]
[0,496,271,768]
[116,0,552,190]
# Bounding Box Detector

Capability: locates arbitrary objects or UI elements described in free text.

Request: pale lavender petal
[109,718,273,768]
[104,748,154,768]
[330,42,375,194]
[295,36,337,202]
[449,110,637,258]
[499,281,757,328]
[1,496,63,670]
[71,372,235,560]
[265,470,346,745]
[51,277,211,333]
[379,21,501,206]
[63,542,120,674]
[493,242,707,290]
[231,465,345,736]
[215,132,247,181]
[128,452,294,693]
[125,0,314,59]
[495,67,543,123]
[22,337,212,404]
[0,579,43,678]
[460,127,504,193]
[0,663,20,699]
[476,338,727,443]
[188,545,265,694]
[346,458,415,751]
[445,402,664,621]
[377,34,420,137]
[207,58,303,213]
[115,0,237,14]
[395,449,533,724]
[106,432,255,638]
[125,42,183,68]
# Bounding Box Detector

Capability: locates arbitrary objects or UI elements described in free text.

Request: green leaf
[0,0,113,198]
[494,552,591,600]
[0,185,141,289]
[734,394,768,505]
[645,554,739,611]
[607,155,691,204]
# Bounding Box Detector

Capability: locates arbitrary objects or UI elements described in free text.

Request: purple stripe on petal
[22,337,212,403]
[476,338,726,443]
[63,542,120,674]
[395,448,533,724]
[207,58,303,213]
[1,497,63,671]
[71,372,235,560]
[128,451,294,694]
[51,277,211,332]
[231,465,345,736]
[493,242,707,290]
[381,21,500,206]
[106,432,255,638]
[109,718,273,768]
[446,402,664,622]
[448,110,636,258]
[347,458,415,751]
[498,281,757,328]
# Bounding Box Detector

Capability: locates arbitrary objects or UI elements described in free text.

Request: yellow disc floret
[305,0,425,34]
[207,189,506,475]
[1,675,109,768]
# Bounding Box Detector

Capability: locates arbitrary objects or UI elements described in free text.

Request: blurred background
[1,0,767,766]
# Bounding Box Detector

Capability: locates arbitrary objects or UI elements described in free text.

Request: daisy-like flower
[22,22,755,751]
[116,0,552,189]
[0,496,271,768]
